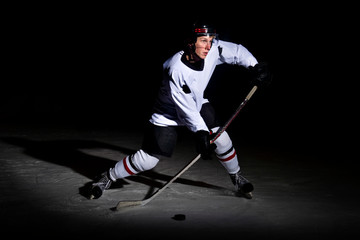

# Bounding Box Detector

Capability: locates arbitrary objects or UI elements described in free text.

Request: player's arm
[216,40,258,68]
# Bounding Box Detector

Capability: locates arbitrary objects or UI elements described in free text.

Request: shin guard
[111,149,159,179]
[211,127,240,174]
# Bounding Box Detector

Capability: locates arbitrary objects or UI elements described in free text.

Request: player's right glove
[195,130,217,160]
[249,62,272,87]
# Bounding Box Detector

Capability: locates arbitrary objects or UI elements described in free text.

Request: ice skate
[230,171,254,199]
[90,170,114,199]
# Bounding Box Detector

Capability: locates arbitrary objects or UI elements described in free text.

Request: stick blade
[115,200,144,210]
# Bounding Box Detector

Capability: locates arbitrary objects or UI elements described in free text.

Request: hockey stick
[115,85,258,210]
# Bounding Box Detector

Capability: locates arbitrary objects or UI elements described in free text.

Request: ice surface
[0,124,359,239]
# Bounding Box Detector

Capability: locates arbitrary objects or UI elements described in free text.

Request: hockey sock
[211,127,240,174]
[112,149,159,179]
[217,148,240,174]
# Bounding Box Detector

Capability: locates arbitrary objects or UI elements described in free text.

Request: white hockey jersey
[150,39,258,132]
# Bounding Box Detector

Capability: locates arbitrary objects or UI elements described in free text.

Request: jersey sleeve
[169,70,209,133]
[217,40,258,68]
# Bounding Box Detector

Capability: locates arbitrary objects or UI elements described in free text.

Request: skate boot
[230,171,254,199]
[90,169,114,199]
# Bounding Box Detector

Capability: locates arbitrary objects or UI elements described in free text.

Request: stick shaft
[145,154,201,204]
[211,85,257,143]
[116,154,201,210]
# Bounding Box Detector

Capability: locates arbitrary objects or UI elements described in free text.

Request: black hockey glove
[195,130,217,160]
[249,62,272,87]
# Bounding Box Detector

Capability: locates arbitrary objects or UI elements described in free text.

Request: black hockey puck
[172,214,186,221]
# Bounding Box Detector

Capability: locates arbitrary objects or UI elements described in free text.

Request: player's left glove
[249,62,272,87]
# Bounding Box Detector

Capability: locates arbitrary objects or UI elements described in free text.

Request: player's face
[195,36,214,59]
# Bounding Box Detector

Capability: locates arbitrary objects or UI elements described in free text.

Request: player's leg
[200,103,254,198]
[210,126,253,196]
[90,123,177,199]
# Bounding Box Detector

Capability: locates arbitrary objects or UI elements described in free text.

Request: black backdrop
[2,3,356,161]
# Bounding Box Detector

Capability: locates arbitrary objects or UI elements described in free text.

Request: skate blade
[89,186,103,200]
[244,192,253,199]
[237,190,253,199]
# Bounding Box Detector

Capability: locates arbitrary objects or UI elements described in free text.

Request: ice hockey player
[90,20,270,200]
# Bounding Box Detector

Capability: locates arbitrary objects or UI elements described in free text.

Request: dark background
[2,3,356,162]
